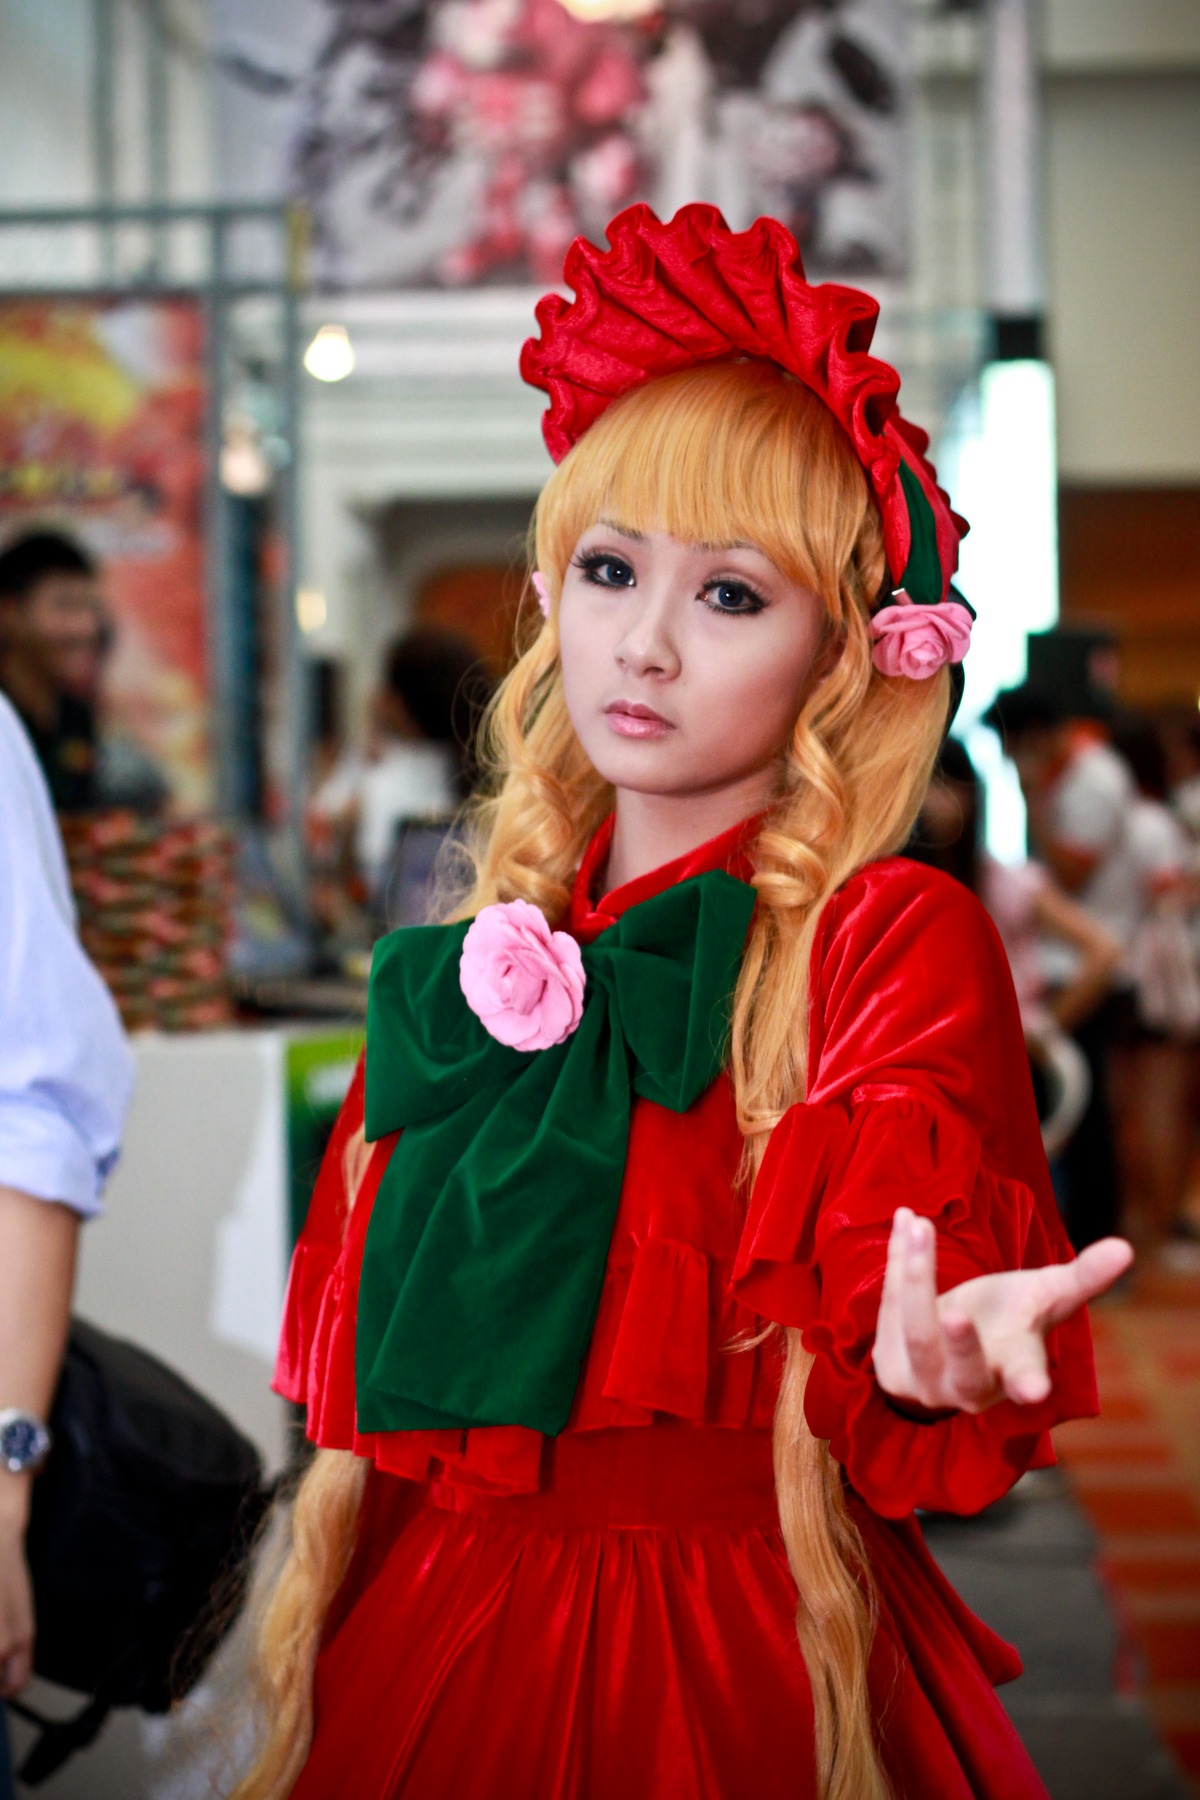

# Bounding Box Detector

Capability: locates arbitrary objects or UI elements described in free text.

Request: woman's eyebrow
[593,522,761,555]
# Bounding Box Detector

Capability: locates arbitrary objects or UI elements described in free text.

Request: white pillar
[981,0,1044,339]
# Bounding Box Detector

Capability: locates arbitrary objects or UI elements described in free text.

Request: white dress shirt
[1059,740,1184,938]
[0,693,133,1214]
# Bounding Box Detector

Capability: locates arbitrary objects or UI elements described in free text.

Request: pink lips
[604,700,674,740]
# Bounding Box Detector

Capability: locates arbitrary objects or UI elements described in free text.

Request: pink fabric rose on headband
[870,591,973,680]
[460,899,586,1050]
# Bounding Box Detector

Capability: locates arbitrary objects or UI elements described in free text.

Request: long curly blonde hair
[232,359,950,1800]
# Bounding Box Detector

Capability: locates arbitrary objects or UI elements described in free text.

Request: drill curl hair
[232,359,950,1800]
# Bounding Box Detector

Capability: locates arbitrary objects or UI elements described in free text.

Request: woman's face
[558,522,826,805]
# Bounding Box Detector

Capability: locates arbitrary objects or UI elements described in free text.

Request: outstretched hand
[872,1207,1133,1415]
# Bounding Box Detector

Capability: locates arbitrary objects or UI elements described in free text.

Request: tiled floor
[924,1469,1191,1800]
[1054,1265,1200,1795]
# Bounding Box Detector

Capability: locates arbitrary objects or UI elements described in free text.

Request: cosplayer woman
[234,207,1130,1800]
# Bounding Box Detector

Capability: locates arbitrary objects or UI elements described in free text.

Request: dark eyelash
[571,550,634,582]
[702,578,767,615]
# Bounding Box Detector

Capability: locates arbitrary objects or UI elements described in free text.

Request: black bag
[9,1318,271,1785]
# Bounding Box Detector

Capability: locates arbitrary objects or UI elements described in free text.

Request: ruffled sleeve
[731,859,1099,1520]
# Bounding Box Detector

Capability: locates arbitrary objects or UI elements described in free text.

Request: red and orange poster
[0,298,211,809]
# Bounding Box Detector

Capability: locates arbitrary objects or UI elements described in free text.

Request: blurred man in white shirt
[987,688,1132,1249]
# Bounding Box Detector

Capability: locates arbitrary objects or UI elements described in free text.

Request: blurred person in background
[985,686,1141,1248]
[0,530,168,814]
[1164,713,1200,842]
[0,532,105,812]
[993,687,1194,1252]
[909,739,1121,1178]
[1162,713,1200,1249]
[1107,716,1199,1258]
[0,693,133,1796]
[310,625,495,913]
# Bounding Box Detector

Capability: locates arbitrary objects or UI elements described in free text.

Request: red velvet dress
[275,819,1098,1800]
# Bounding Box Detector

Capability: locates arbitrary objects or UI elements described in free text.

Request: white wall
[0,0,212,283]
[916,0,1200,484]
[1047,70,1200,481]
[0,0,95,206]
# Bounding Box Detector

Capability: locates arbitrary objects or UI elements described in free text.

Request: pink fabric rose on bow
[459,899,586,1050]
[870,591,973,680]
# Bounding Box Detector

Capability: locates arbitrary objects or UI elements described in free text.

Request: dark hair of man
[0,530,96,603]
[981,683,1064,746]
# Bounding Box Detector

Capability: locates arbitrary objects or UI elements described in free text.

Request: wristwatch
[0,1409,53,1474]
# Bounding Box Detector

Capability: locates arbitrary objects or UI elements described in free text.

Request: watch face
[0,1415,46,1471]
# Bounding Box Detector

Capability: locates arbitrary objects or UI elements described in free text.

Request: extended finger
[996,1330,1051,1406]
[1038,1239,1135,1328]
[900,1213,947,1402]
[940,1312,997,1412]
[874,1209,916,1392]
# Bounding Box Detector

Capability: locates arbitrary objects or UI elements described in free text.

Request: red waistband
[427,1427,780,1531]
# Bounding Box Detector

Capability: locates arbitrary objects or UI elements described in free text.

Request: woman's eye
[703,579,766,616]
[575,553,635,588]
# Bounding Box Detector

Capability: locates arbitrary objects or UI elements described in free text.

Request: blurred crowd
[912,689,1200,1267]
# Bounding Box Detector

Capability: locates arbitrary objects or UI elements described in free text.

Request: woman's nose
[614,596,680,680]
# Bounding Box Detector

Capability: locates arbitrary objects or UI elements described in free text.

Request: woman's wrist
[0,1470,32,1537]
[881,1389,958,1425]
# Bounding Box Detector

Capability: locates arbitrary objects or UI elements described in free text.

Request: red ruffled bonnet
[520,202,968,608]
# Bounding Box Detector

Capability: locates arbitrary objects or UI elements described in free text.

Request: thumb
[1041,1238,1134,1327]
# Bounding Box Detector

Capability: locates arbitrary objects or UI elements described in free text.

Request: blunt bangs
[534,360,881,619]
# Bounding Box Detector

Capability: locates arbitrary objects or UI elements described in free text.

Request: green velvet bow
[357,869,757,1437]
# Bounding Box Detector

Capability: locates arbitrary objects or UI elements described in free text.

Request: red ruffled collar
[567,813,760,945]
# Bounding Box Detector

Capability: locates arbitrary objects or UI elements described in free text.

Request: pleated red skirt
[289,1427,1049,1800]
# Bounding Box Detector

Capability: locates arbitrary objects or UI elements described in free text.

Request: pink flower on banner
[870,591,973,680]
[460,899,585,1050]
[531,571,552,618]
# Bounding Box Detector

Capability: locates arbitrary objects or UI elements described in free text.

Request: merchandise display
[60,813,234,1033]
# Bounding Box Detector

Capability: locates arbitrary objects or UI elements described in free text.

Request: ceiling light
[303,323,355,383]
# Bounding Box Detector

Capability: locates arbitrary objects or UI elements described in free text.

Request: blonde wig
[233,359,950,1800]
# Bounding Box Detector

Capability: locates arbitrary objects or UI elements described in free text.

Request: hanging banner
[0,297,211,810]
[214,0,910,289]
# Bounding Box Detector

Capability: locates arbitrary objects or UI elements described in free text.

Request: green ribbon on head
[357,869,757,1438]
[897,461,943,607]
